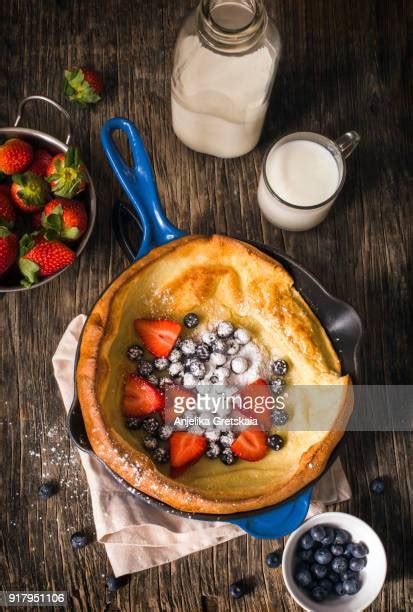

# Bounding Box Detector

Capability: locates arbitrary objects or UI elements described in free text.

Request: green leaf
[19,257,40,286]
[19,233,35,257]
[0,226,11,238]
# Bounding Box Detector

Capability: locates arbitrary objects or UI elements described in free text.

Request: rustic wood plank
[0,0,410,611]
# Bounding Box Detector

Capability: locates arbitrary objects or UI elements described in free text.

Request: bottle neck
[198,0,267,53]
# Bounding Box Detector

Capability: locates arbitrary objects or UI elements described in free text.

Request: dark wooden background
[1,1,411,610]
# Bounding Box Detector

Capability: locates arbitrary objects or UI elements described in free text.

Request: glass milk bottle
[171,0,281,158]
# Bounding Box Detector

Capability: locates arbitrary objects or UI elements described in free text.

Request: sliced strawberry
[231,429,268,462]
[169,432,207,475]
[133,319,182,358]
[238,378,273,429]
[164,385,196,423]
[122,374,164,418]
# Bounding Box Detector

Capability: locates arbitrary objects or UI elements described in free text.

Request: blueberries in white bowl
[292,523,370,603]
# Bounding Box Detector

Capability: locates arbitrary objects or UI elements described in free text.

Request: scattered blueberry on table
[229,580,246,599]
[266,551,282,568]
[38,481,58,499]
[294,524,368,602]
[106,574,130,591]
[70,531,90,550]
[370,477,385,495]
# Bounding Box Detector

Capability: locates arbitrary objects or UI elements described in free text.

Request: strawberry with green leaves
[42,197,88,241]
[0,138,33,175]
[46,147,87,198]
[11,171,50,212]
[18,233,75,286]
[0,192,16,228]
[64,67,103,105]
[0,227,18,276]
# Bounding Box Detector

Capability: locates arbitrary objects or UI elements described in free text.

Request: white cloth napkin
[52,315,351,576]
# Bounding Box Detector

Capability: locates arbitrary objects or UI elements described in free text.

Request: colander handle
[14,95,72,145]
[101,117,185,260]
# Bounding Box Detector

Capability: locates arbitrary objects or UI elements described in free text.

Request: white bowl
[282,512,387,611]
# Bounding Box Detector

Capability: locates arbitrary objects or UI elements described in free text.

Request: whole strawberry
[29,148,53,176]
[31,210,43,230]
[19,233,76,286]
[0,227,18,276]
[11,171,50,212]
[0,138,33,175]
[46,147,87,198]
[42,197,88,241]
[0,192,16,228]
[64,67,103,105]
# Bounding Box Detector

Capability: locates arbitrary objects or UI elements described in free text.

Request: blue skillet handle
[101,117,185,259]
[227,488,313,539]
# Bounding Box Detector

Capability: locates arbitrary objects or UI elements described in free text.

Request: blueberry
[106,574,129,591]
[295,568,313,587]
[183,372,197,388]
[38,482,58,499]
[334,581,346,596]
[234,328,250,344]
[152,447,169,464]
[212,339,226,353]
[169,348,182,363]
[311,586,327,602]
[125,417,142,430]
[314,547,333,565]
[127,344,144,362]
[147,374,159,387]
[265,551,282,568]
[142,416,159,434]
[349,556,367,572]
[204,429,221,442]
[158,424,173,440]
[70,531,90,550]
[195,343,210,361]
[183,313,199,328]
[298,549,314,563]
[334,528,350,545]
[352,542,369,558]
[229,581,246,599]
[220,432,235,447]
[206,442,221,459]
[311,563,327,579]
[189,360,206,378]
[321,526,335,546]
[370,477,385,494]
[201,331,216,345]
[230,356,249,374]
[272,409,288,426]
[330,543,344,556]
[331,556,348,574]
[154,357,169,371]
[310,525,326,542]
[143,435,158,450]
[269,377,284,395]
[138,360,154,377]
[327,571,340,584]
[343,577,361,595]
[340,570,357,581]
[210,375,219,384]
[211,352,227,366]
[226,339,240,355]
[220,448,237,465]
[271,359,288,376]
[217,321,234,338]
[267,434,284,451]
[300,532,314,550]
[319,578,333,593]
[344,542,355,558]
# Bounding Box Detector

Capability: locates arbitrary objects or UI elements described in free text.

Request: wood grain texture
[0,1,411,611]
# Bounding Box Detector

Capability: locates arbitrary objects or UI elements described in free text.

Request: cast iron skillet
[68,118,362,538]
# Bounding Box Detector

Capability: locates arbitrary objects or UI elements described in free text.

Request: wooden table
[1,1,410,610]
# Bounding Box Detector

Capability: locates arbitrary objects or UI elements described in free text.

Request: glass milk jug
[171,0,281,158]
